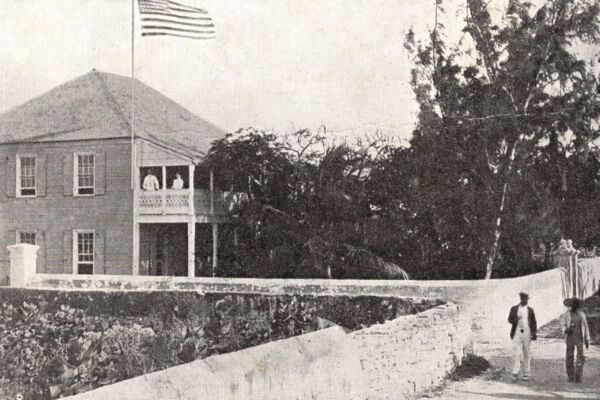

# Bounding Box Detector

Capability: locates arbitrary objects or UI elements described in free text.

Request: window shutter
[6,155,16,197]
[37,154,47,197]
[64,153,74,196]
[95,152,106,195]
[94,230,105,274]
[63,230,73,273]
[7,230,16,246]
[35,230,45,273]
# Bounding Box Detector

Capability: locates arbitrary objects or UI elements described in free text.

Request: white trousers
[512,329,531,376]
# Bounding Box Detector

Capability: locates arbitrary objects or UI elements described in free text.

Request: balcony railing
[137,189,191,215]
[194,189,247,215]
[137,189,246,216]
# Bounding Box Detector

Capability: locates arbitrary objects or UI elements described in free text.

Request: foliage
[449,354,491,381]
[204,128,409,279]
[0,289,438,398]
[0,301,185,399]
[392,0,600,278]
[195,2,600,281]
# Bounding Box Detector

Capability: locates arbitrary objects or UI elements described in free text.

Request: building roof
[0,70,225,160]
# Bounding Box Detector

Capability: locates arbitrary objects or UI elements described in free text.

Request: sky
[1,0,472,140]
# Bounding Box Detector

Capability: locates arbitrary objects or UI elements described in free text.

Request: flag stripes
[138,0,215,39]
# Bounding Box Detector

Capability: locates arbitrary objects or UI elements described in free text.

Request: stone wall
[21,258,600,350]
[67,303,467,400]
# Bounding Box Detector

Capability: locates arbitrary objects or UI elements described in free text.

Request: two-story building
[0,69,237,281]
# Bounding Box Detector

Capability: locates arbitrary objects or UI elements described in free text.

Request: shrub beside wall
[0,289,440,399]
[64,303,468,400]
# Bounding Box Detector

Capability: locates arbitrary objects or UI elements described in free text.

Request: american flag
[138,0,215,40]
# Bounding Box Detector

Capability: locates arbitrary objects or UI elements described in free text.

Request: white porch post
[212,223,218,276]
[132,222,140,275]
[188,222,195,277]
[209,169,214,214]
[132,153,140,275]
[161,165,167,214]
[188,164,196,277]
[189,164,195,216]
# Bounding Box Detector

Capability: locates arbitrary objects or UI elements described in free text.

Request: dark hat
[564,298,581,308]
[519,292,529,299]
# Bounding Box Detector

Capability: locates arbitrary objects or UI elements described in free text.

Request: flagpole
[131,0,140,276]
[131,0,136,190]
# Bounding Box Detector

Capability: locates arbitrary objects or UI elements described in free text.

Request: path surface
[417,339,600,400]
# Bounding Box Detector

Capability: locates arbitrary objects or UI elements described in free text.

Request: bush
[0,289,441,398]
[449,354,491,381]
[0,301,185,399]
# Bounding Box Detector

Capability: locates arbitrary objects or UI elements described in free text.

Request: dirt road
[417,338,600,399]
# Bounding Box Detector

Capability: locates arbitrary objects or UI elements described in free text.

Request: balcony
[137,189,245,216]
[137,189,190,215]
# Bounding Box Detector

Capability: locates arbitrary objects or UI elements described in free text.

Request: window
[18,231,36,245]
[74,230,94,274]
[17,155,36,197]
[75,154,94,195]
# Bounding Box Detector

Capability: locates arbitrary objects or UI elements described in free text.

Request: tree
[203,128,410,279]
[402,0,600,278]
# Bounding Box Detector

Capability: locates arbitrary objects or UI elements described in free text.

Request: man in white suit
[507,292,538,381]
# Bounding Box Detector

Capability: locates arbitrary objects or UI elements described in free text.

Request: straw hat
[563,298,581,308]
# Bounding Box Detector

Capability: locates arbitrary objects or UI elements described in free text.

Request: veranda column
[209,169,214,214]
[161,165,167,214]
[188,164,196,277]
[189,164,195,215]
[212,223,218,276]
[132,161,140,275]
[132,222,140,275]
[187,222,195,277]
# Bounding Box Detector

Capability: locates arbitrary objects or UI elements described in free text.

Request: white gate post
[553,239,579,299]
[7,243,39,287]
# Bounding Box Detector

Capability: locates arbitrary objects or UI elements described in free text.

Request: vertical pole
[188,222,195,277]
[209,169,214,214]
[212,223,218,276]
[131,0,136,190]
[572,251,578,298]
[189,164,195,216]
[162,166,167,214]
[130,0,138,275]
[133,223,140,275]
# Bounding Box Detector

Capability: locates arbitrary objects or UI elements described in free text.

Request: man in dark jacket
[507,292,537,381]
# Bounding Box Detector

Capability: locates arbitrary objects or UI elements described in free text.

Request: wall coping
[21,269,569,302]
[28,269,562,288]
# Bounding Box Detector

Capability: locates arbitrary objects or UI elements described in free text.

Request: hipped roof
[0,70,225,161]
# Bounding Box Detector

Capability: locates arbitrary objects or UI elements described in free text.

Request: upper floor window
[76,153,94,195]
[17,155,36,197]
[74,230,94,274]
[18,231,36,245]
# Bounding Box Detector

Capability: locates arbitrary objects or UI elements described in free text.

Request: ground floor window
[17,231,36,245]
[74,230,94,274]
